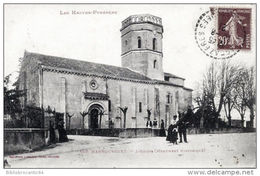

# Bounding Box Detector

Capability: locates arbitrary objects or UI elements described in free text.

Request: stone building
[18,14,192,130]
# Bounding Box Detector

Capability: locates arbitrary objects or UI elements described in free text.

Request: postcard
[3,3,256,170]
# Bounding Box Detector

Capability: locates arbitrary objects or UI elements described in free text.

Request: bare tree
[196,61,255,129]
[233,95,247,128]
[244,66,256,127]
[223,92,235,127]
[233,66,256,128]
[118,106,128,129]
[147,108,152,120]
[80,111,88,129]
[222,64,242,127]
[203,61,239,123]
[66,113,74,130]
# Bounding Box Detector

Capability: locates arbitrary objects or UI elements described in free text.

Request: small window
[153,60,157,69]
[125,40,128,46]
[139,102,142,112]
[138,37,141,48]
[153,38,157,50]
[167,93,171,104]
[108,100,111,112]
[175,91,179,100]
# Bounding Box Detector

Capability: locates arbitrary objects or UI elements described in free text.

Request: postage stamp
[194,10,239,59]
[217,8,251,50]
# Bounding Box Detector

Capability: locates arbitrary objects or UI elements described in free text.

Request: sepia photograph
[3,3,256,169]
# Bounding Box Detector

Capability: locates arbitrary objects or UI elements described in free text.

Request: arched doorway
[88,104,104,129]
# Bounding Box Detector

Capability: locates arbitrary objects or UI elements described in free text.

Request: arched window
[125,40,128,46]
[138,37,141,48]
[153,60,157,69]
[153,38,157,50]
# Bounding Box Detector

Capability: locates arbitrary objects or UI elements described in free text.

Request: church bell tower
[120,14,164,80]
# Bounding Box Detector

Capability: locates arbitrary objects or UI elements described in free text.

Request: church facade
[18,14,192,130]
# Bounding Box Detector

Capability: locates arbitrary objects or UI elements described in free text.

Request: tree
[223,89,235,127]
[4,74,24,117]
[66,113,74,130]
[221,64,243,127]
[233,94,247,128]
[147,108,152,120]
[21,106,44,128]
[118,106,128,128]
[243,66,256,127]
[202,61,239,128]
[80,111,88,129]
[233,66,256,128]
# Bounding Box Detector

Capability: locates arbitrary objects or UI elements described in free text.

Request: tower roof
[121,14,163,31]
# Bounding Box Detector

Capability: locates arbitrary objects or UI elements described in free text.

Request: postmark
[217,8,251,50]
[195,10,239,59]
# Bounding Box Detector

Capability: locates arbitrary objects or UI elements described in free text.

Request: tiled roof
[155,80,184,88]
[25,52,151,81]
[164,72,185,80]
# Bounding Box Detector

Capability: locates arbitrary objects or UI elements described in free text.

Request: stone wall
[42,71,109,129]
[67,128,160,138]
[121,19,164,80]
[187,127,256,134]
[4,128,47,155]
[18,53,41,107]
[107,79,155,128]
[169,77,184,86]
[41,70,191,130]
[121,23,163,54]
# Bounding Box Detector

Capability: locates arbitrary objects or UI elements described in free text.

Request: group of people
[159,111,190,145]
[165,115,188,145]
[49,119,68,144]
[146,119,158,128]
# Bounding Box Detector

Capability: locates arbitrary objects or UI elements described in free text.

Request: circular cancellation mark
[195,10,239,59]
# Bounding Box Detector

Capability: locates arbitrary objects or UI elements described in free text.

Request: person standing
[159,119,166,136]
[172,115,178,144]
[166,123,173,141]
[49,121,56,144]
[179,107,193,143]
[167,116,178,144]
[178,120,187,143]
[146,119,152,128]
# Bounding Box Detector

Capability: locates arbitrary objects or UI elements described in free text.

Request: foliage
[20,106,44,128]
[194,61,255,129]
[4,74,25,116]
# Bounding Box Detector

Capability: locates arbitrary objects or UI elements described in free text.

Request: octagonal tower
[120,14,164,80]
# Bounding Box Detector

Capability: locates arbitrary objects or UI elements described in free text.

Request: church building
[18,14,192,130]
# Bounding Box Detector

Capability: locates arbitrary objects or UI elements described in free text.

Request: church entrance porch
[89,109,99,129]
[87,104,104,129]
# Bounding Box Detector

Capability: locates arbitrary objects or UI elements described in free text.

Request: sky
[4,4,255,89]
